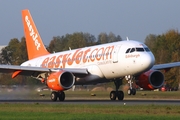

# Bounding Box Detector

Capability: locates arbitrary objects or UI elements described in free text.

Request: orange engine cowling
[46,71,75,91]
[136,70,164,90]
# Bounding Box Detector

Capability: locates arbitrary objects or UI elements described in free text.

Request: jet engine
[46,71,75,91]
[136,70,164,90]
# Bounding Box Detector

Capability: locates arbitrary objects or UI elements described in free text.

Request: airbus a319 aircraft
[0,9,180,101]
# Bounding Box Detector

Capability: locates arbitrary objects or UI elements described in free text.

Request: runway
[0,99,179,105]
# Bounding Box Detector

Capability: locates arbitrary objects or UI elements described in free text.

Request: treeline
[0,32,122,85]
[47,32,122,53]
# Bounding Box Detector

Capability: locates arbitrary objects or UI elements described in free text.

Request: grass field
[1,89,180,119]
[0,104,180,120]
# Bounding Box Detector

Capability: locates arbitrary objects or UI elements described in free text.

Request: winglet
[22,9,50,60]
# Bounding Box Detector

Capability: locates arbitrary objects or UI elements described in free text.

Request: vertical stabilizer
[22,9,49,60]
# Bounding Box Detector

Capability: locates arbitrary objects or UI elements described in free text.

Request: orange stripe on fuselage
[41,45,114,68]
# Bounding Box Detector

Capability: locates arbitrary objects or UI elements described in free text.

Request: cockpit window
[144,47,150,52]
[130,48,135,53]
[136,48,144,52]
[125,48,131,53]
[125,47,151,53]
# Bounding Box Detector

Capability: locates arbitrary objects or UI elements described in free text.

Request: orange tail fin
[22,9,50,60]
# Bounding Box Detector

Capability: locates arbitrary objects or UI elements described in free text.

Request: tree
[17,37,28,64]
[0,37,32,85]
[0,47,11,64]
[144,34,157,53]
[97,32,122,44]
[83,33,96,46]
[48,32,97,53]
[116,35,122,41]
[48,36,63,53]
[108,32,122,42]
[66,32,87,49]
[0,38,20,65]
[97,32,108,44]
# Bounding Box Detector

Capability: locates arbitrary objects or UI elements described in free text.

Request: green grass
[0,104,180,120]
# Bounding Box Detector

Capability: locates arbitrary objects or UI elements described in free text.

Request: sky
[0,0,180,45]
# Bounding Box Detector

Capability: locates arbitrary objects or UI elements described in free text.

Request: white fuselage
[21,40,155,84]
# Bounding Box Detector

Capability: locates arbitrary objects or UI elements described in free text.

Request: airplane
[0,9,180,101]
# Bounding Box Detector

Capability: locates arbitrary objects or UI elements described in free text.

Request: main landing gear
[50,91,65,101]
[125,75,136,95]
[110,80,124,100]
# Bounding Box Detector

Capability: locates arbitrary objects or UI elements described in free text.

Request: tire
[110,91,116,100]
[131,88,136,95]
[51,91,57,101]
[59,91,65,101]
[117,91,124,100]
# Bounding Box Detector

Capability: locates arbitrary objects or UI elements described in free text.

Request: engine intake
[47,71,75,91]
[136,70,164,90]
[60,72,74,89]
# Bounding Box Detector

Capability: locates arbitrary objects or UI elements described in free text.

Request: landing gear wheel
[110,79,124,101]
[51,91,58,101]
[127,88,136,95]
[117,91,124,100]
[110,91,116,100]
[110,90,124,100]
[131,88,136,95]
[58,91,65,101]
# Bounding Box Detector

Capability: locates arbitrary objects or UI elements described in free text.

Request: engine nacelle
[136,70,164,90]
[46,71,75,91]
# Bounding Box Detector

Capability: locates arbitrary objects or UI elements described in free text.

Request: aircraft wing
[152,62,180,70]
[0,65,89,76]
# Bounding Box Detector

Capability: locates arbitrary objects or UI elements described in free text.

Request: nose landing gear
[125,75,136,95]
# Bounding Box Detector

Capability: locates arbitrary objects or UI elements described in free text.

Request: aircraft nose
[141,52,155,71]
